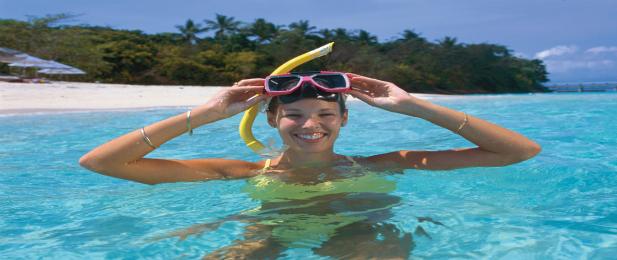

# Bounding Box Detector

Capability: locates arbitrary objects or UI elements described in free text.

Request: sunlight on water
[1,93,617,258]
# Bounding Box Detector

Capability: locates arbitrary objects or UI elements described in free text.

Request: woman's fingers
[347,73,394,95]
[230,85,264,92]
[349,74,388,86]
[226,85,267,110]
[234,78,265,87]
[349,89,376,105]
[244,94,268,107]
[225,94,267,115]
[350,78,376,93]
[351,81,389,98]
[228,85,265,98]
[350,77,389,96]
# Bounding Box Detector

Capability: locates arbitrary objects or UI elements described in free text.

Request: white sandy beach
[0,81,444,115]
[0,81,227,115]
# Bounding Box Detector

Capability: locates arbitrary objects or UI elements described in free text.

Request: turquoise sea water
[1,93,616,259]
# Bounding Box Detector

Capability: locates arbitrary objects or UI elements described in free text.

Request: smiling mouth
[294,132,327,143]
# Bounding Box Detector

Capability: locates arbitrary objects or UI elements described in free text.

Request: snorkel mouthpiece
[239,42,335,154]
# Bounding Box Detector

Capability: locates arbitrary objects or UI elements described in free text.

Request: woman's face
[268,99,348,154]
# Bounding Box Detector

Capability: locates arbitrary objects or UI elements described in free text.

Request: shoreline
[0,106,197,117]
[1,81,450,116]
[0,81,224,116]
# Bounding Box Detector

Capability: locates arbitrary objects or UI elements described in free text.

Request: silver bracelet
[455,113,469,134]
[186,110,193,136]
[140,127,158,149]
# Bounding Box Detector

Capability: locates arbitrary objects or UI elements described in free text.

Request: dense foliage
[0,14,549,93]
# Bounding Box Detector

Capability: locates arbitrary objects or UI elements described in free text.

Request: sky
[2,0,616,83]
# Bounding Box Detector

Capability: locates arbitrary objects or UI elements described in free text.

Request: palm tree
[288,20,317,36]
[318,29,333,41]
[318,28,353,41]
[438,36,460,49]
[204,14,242,40]
[175,19,204,45]
[399,29,426,43]
[27,13,78,28]
[333,28,352,41]
[354,30,378,45]
[247,18,280,44]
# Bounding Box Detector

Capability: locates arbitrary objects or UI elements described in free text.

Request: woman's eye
[284,114,301,118]
[320,113,335,117]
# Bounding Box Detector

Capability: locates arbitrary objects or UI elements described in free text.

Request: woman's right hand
[347,73,418,115]
[204,78,267,120]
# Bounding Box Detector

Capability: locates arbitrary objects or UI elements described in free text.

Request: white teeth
[297,133,324,140]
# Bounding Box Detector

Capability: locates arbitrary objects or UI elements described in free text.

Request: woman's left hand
[347,73,417,114]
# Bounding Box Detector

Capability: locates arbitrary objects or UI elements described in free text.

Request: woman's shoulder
[350,152,411,172]
[344,155,374,164]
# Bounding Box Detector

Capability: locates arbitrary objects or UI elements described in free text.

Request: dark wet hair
[266,83,347,114]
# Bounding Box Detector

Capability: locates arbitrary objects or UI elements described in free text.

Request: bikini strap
[344,155,361,167]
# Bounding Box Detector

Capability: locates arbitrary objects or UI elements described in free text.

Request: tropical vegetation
[0,14,549,93]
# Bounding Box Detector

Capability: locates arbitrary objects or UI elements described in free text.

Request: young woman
[80,72,541,258]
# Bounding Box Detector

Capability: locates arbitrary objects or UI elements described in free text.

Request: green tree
[247,18,280,44]
[288,20,317,37]
[0,19,33,52]
[223,51,259,80]
[333,28,353,41]
[399,29,425,42]
[98,35,157,83]
[149,32,183,45]
[0,15,550,92]
[354,30,378,45]
[26,13,78,29]
[175,19,204,45]
[204,14,242,40]
[438,36,460,49]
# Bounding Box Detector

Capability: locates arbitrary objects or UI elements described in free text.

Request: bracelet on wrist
[140,127,158,149]
[186,110,193,136]
[455,112,468,134]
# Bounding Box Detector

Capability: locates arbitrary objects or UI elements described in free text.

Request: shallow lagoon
[1,93,616,258]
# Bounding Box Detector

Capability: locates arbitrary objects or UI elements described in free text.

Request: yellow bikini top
[260,156,359,172]
[243,156,397,202]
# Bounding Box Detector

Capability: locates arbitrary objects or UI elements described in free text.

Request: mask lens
[312,74,347,89]
[267,76,300,91]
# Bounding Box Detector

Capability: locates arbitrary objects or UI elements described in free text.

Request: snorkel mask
[265,71,350,104]
[239,42,335,154]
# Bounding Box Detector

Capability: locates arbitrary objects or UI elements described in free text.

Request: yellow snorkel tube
[239,42,335,154]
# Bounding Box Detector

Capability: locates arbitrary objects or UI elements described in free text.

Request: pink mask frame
[264,71,351,96]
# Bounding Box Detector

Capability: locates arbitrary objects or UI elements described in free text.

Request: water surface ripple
[1,93,616,259]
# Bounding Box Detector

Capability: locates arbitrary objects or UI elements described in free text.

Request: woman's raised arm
[79,80,267,184]
[347,73,541,170]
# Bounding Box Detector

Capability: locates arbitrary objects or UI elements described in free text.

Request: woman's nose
[301,115,321,128]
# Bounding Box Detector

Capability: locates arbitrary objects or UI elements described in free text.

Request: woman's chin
[287,141,331,153]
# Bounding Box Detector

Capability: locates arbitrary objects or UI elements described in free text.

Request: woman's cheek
[278,119,296,129]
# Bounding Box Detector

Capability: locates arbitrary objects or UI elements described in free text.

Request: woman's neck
[277,149,341,169]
